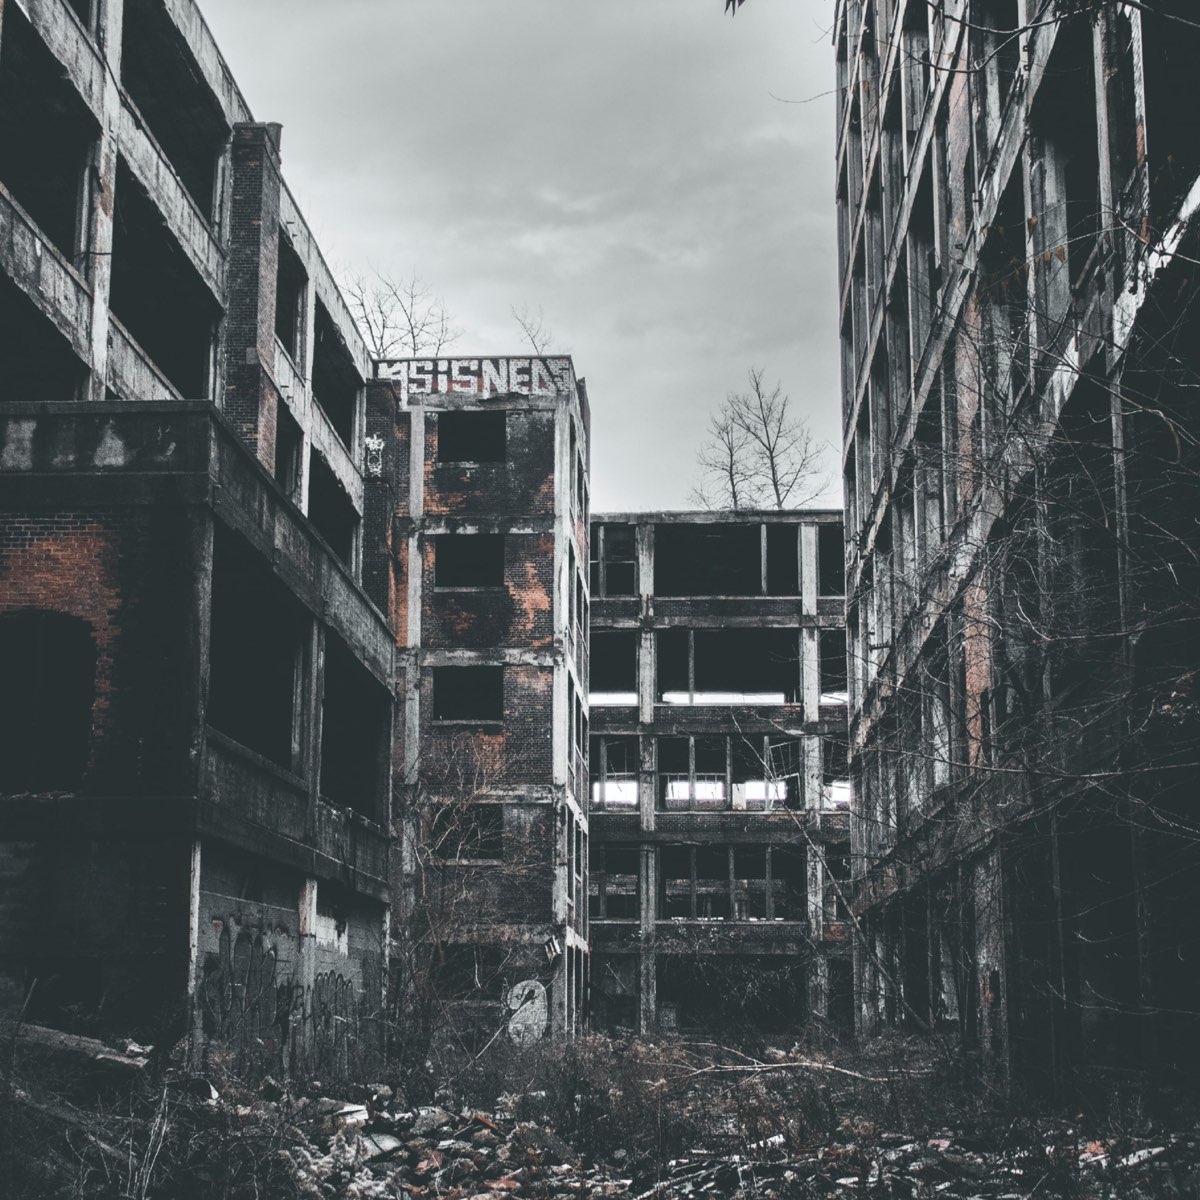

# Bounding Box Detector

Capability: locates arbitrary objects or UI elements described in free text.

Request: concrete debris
[277,1090,1200,1199]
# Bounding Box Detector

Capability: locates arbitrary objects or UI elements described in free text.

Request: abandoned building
[0,0,393,1076]
[836,0,1200,1086]
[365,356,591,1040]
[587,511,853,1034]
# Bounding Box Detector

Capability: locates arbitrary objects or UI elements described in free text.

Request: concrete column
[224,122,285,467]
[800,523,818,615]
[304,622,325,838]
[802,627,820,715]
[84,0,126,400]
[804,734,824,811]
[639,844,657,1034]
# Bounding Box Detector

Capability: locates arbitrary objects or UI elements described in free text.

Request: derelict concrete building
[364,356,591,1041]
[587,511,852,1035]
[0,0,393,1077]
[836,0,1200,1085]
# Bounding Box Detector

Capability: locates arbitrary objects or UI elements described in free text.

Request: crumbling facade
[587,512,852,1035]
[836,0,1200,1086]
[0,0,391,1077]
[366,357,590,1040]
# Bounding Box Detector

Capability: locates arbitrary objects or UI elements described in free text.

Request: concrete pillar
[224,123,285,468]
[802,627,820,715]
[800,523,818,615]
[84,0,126,400]
[639,844,657,1034]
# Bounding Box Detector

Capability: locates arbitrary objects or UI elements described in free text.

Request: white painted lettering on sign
[377,357,574,400]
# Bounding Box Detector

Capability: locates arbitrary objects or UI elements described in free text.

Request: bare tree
[343,271,461,360]
[693,368,826,509]
[511,303,555,355]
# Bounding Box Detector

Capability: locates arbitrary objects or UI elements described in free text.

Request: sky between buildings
[199,0,842,512]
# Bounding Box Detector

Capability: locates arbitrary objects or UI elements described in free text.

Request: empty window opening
[434,945,509,1004]
[1033,19,1100,291]
[693,736,728,809]
[432,665,503,723]
[765,525,799,595]
[437,410,506,462]
[657,954,805,1033]
[274,401,303,503]
[771,848,806,920]
[818,524,846,595]
[823,735,851,807]
[110,159,217,398]
[120,0,228,219]
[590,735,639,810]
[0,6,96,262]
[767,738,804,810]
[590,630,638,704]
[823,850,851,920]
[732,735,786,811]
[657,735,735,811]
[695,846,731,919]
[694,629,801,705]
[314,881,349,954]
[207,527,304,769]
[820,629,849,703]
[657,736,692,811]
[590,845,639,920]
[1143,0,1200,228]
[0,611,96,792]
[591,523,635,596]
[733,848,768,919]
[430,802,503,861]
[435,534,505,588]
[311,297,360,448]
[319,632,389,821]
[0,271,87,401]
[307,450,358,568]
[654,523,761,596]
[657,628,801,705]
[659,846,693,919]
[275,234,306,363]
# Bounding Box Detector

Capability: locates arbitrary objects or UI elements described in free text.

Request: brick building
[587,511,852,1035]
[0,0,391,1076]
[363,356,591,1040]
[836,0,1200,1085]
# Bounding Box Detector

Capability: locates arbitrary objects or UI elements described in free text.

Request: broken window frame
[657,628,803,706]
[589,735,639,811]
[656,844,806,922]
[590,844,640,920]
[591,523,637,597]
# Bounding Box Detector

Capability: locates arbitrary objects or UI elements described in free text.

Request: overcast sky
[199,0,841,512]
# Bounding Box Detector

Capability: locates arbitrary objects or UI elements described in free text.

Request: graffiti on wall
[198,917,374,1081]
[377,357,574,400]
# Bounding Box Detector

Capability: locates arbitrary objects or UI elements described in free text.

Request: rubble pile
[4,1025,1198,1198]
[276,1088,1200,1199]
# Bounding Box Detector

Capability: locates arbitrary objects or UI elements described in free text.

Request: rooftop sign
[376,356,575,401]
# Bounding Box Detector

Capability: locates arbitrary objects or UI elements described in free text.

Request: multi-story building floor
[587,511,853,1035]
[836,0,1200,1085]
[367,356,591,1041]
[0,0,392,1078]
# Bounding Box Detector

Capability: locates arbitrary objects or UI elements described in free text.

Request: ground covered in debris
[4,1029,1198,1198]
